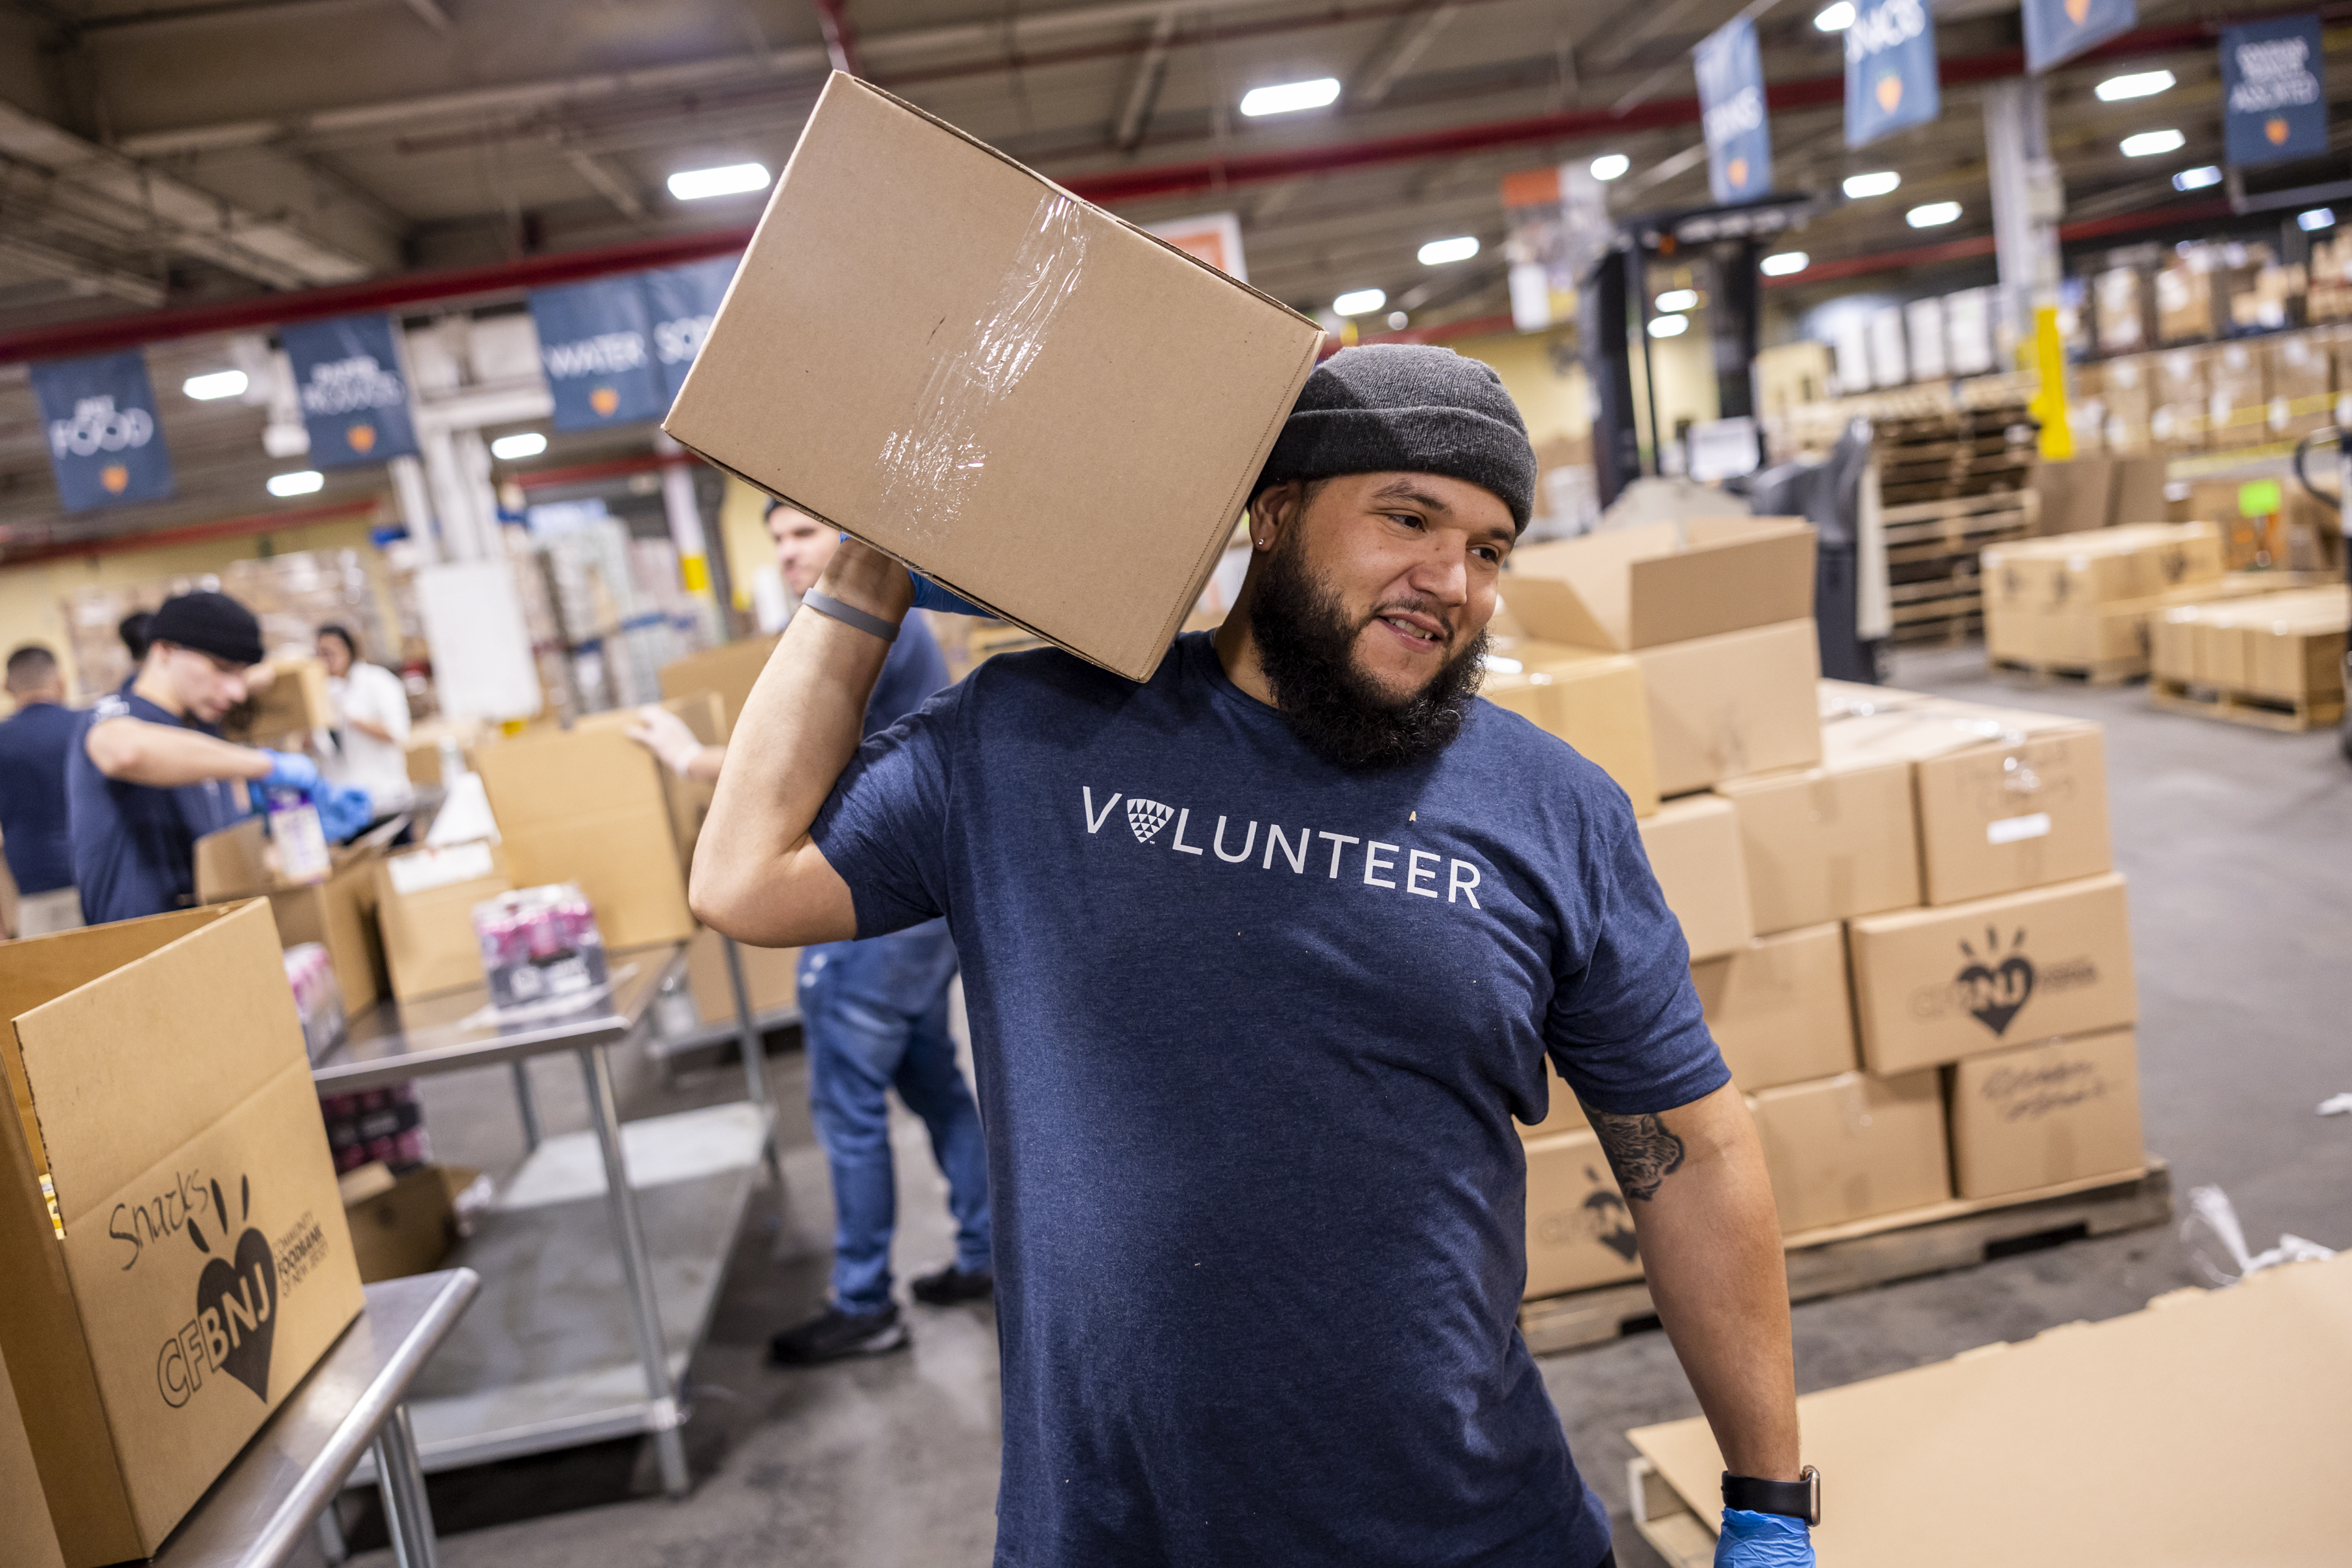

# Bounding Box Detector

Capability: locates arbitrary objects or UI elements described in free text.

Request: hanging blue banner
[282,316,419,469]
[2021,0,2135,75]
[530,278,666,432]
[29,350,174,512]
[1695,18,1772,206]
[1844,0,1940,149]
[642,255,741,402]
[2221,17,2326,168]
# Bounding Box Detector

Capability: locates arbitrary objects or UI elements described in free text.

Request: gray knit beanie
[1251,344,1538,530]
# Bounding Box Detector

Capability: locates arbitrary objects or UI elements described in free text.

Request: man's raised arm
[689,539,913,947]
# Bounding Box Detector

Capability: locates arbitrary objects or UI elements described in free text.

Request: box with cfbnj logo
[0,903,364,1567]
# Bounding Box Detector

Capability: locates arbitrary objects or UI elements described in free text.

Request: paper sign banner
[1845,0,1940,149]
[281,316,420,469]
[529,278,668,432]
[2221,16,2326,168]
[2022,0,2135,76]
[641,255,742,402]
[29,350,175,512]
[1696,18,1773,206]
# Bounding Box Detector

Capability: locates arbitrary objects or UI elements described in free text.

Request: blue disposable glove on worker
[259,749,322,794]
[316,785,375,843]
[1714,1509,1814,1566]
[908,572,988,616]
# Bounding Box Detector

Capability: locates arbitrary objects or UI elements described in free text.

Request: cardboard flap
[1627,520,1816,646]
[473,727,669,823]
[1509,525,1674,648]
[192,818,271,903]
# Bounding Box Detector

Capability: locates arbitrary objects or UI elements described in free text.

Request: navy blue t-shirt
[67,681,246,926]
[811,631,1725,1568]
[864,612,948,739]
[0,700,82,894]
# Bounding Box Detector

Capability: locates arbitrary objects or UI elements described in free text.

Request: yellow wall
[1449,327,1590,444]
[717,476,775,612]
[0,517,383,706]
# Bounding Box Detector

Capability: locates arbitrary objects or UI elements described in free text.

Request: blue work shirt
[862,611,948,739]
[810,631,1726,1568]
[67,681,247,925]
[0,700,82,894]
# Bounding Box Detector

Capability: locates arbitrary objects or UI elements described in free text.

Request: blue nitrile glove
[316,785,374,843]
[259,749,321,794]
[909,572,988,616]
[1714,1509,1814,1566]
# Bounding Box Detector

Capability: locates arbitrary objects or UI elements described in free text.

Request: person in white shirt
[316,624,415,815]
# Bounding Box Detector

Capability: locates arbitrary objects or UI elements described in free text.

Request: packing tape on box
[871,191,1091,544]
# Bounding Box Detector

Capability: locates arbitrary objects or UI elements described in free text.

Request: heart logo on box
[187,1174,277,1401]
[1955,928,2035,1037]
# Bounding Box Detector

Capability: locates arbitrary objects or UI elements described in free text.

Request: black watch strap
[1721,1466,1820,1526]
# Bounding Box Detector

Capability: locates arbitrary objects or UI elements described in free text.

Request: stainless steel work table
[310,943,777,1496]
[153,1269,480,1568]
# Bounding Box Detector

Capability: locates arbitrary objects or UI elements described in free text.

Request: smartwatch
[1722,1466,1820,1526]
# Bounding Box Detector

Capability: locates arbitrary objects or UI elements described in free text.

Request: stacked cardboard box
[2149,583,2350,725]
[1980,522,2229,674]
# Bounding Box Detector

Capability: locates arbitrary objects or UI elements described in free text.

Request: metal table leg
[576,1041,692,1497]
[510,1058,542,1152]
[720,936,790,1210]
[371,1403,440,1568]
[313,1504,348,1564]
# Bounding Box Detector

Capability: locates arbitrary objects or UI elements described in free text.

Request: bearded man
[691,345,1817,1568]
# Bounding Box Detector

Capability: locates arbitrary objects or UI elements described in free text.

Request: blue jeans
[799,922,991,1311]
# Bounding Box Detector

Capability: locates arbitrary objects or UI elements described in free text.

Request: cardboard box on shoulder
[472,727,696,951]
[1847,872,2137,1074]
[0,904,365,1567]
[194,817,386,1012]
[1637,621,1823,796]
[1750,1070,1950,1233]
[664,76,1325,683]
[1691,923,1859,1091]
[1716,757,1919,932]
[1947,1026,2146,1200]
[1524,1128,1643,1297]
[1480,638,1658,815]
[1634,794,1755,962]
[374,840,513,1000]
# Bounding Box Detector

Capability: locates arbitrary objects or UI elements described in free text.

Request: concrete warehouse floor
[320,646,2352,1568]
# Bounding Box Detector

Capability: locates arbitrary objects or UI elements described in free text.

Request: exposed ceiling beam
[0,233,167,306]
[1114,9,1181,152]
[557,145,648,221]
[1349,0,1463,109]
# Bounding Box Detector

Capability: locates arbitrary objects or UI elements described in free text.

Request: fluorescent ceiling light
[1240,78,1340,116]
[491,432,548,460]
[1648,314,1690,337]
[1814,1,1855,29]
[1418,235,1480,265]
[2300,207,2337,231]
[1907,201,1962,227]
[667,162,770,201]
[2121,129,2186,157]
[1333,287,1387,316]
[267,470,323,497]
[2096,69,2174,101]
[1655,287,1699,312]
[2173,165,2223,191]
[1843,170,1901,199]
[182,369,248,401]
[1759,250,1809,276]
[1590,153,1631,181]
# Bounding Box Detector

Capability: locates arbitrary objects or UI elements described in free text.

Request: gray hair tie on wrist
[801,588,900,644]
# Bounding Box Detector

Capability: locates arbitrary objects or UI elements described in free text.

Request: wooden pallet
[1516,1161,2173,1357]
[2149,677,2346,732]
[1628,1456,1718,1568]
[1990,653,2148,687]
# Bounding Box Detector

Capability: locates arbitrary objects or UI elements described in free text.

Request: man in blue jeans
[627,500,991,1362]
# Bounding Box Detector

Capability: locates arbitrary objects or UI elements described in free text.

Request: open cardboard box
[194,815,387,1013]
[470,727,696,951]
[572,690,727,870]
[373,840,514,1000]
[1505,517,1816,652]
[664,74,1326,683]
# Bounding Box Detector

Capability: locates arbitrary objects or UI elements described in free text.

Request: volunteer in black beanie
[68,589,371,924]
[693,336,1809,1568]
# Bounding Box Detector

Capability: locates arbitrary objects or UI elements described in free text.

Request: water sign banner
[30,350,175,511]
[2021,0,2135,75]
[641,255,742,403]
[1695,17,1772,205]
[1845,0,1940,149]
[529,277,666,432]
[281,316,420,468]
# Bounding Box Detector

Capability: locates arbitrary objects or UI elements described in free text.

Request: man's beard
[1248,532,1488,771]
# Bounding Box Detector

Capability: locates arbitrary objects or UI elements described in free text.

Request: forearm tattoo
[1589,1111,1686,1201]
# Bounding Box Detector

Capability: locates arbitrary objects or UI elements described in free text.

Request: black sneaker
[910,1264,994,1305]
[767,1303,909,1365]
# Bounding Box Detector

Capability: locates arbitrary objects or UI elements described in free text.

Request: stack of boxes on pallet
[1494,522,2149,1304]
[2150,582,2352,731]
[1980,521,2243,680]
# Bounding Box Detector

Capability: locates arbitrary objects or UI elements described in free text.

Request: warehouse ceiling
[0,0,2343,545]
